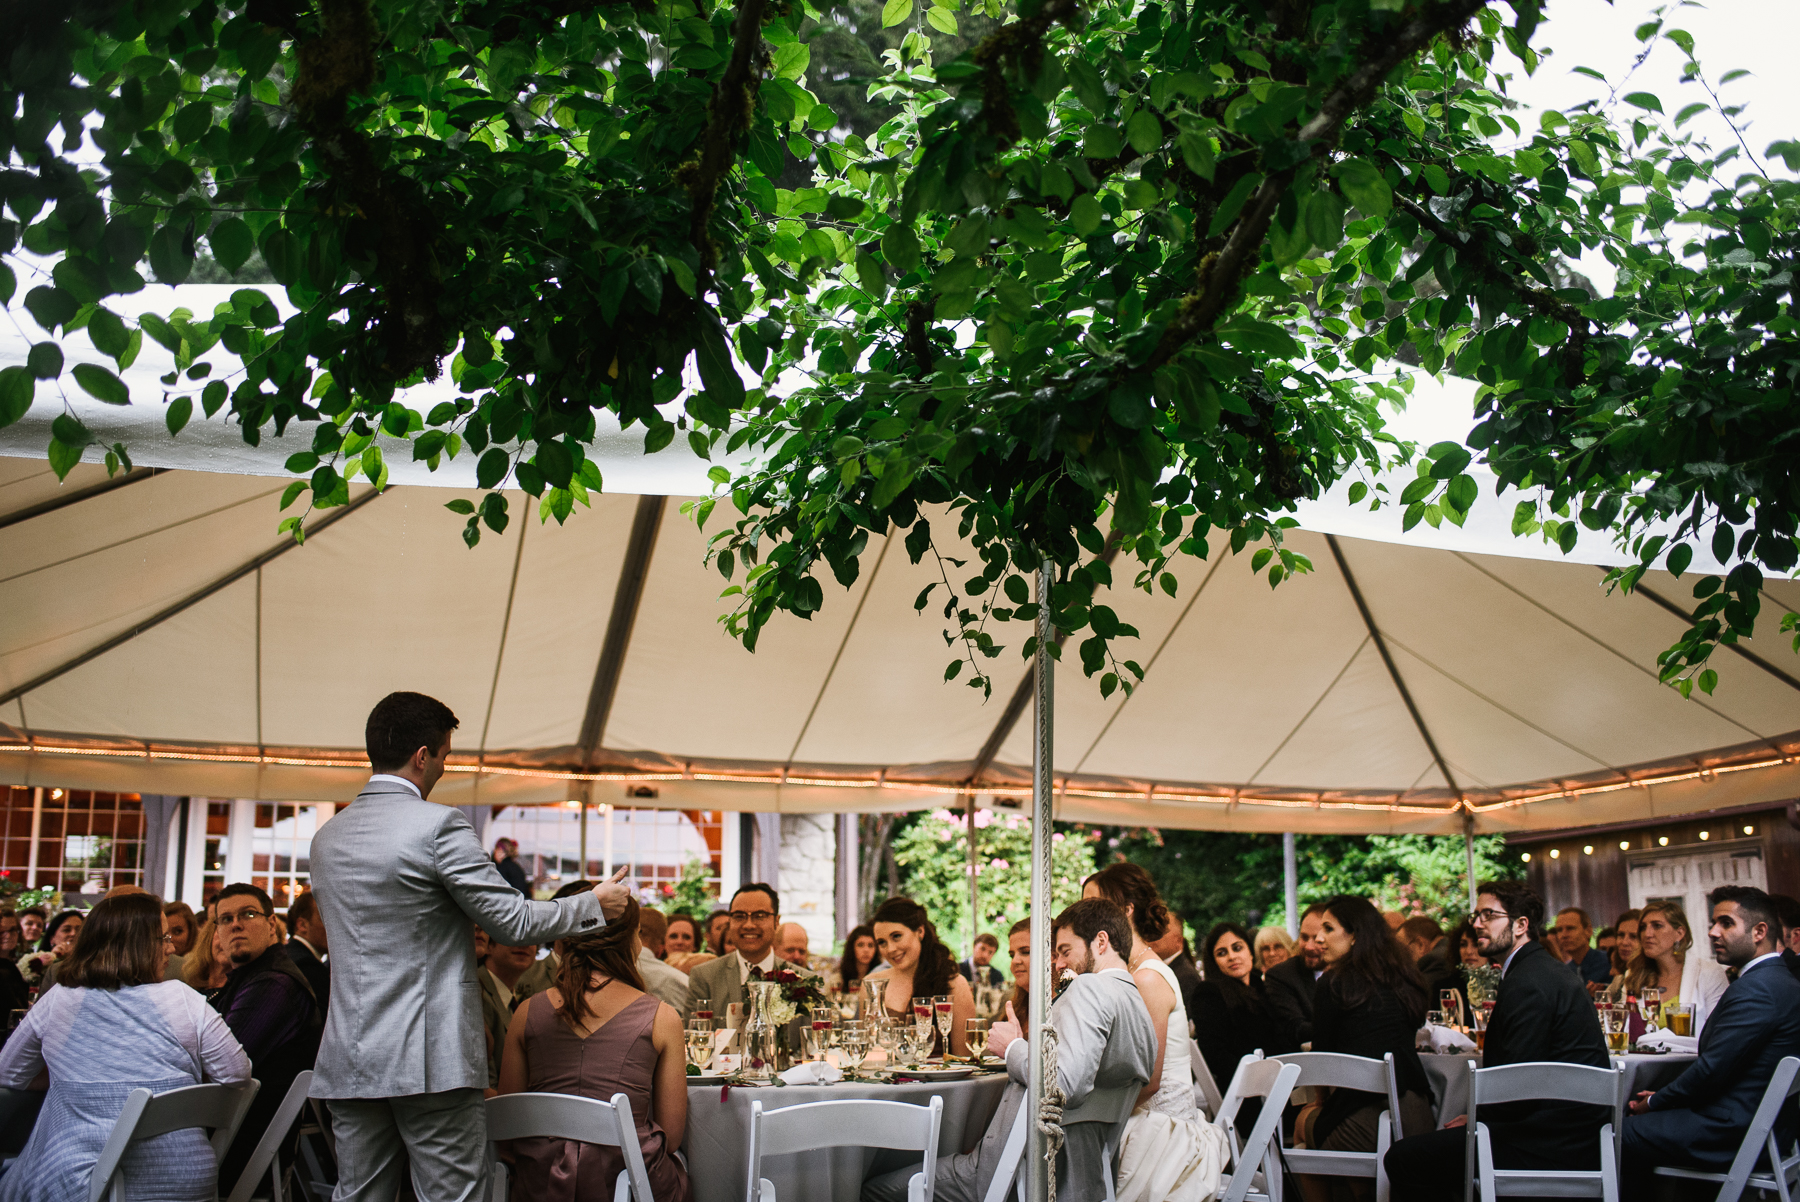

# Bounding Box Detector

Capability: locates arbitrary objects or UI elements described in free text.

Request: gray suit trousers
[329,1089,487,1202]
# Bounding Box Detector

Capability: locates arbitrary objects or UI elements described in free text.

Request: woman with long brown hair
[0,893,249,1202]
[181,919,230,995]
[498,884,690,1202]
[1618,900,1729,1034]
[864,897,976,1057]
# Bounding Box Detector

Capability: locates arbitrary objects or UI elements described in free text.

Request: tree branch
[680,0,772,282]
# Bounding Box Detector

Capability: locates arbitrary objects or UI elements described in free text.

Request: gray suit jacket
[637,948,690,1013]
[308,778,604,1098]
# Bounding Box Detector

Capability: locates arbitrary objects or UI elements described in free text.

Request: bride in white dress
[1084,865,1230,1202]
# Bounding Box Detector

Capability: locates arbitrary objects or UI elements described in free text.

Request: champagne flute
[913,1000,933,1046]
[1640,986,1665,1030]
[966,1018,988,1065]
[934,995,954,1058]
[809,1005,836,1062]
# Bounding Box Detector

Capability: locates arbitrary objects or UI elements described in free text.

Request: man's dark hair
[1709,885,1781,943]
[730,883,780,915]
[1557,906,1592,929]
[214,882,275,917]
[974,932,999,950]
[1769,894,1800,937]
[286,890,319,928]
[1052,897,1132,955]
[1477,880,1545,941]
[1300,901,1330,921]
[19,906,46,923]
[365,691,460,771]
[1398,916,1443,944]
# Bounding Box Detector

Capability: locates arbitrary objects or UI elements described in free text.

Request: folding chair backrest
[1717,1055,1800,1202]
[750,1096,944,1202]
[88,1080,261,1202]
[979,1099,1030,1202]
[1213,1052,1268,1134]
[1274,1051,1401,1115]
[1190,1040,1224,1119]
[485,1091,653,1202]
[1465,1061,1624,1202]
[1218,1061,1302,1202]
[226,1070,315,1202]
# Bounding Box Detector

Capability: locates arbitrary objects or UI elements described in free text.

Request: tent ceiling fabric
[3,456,1799,835]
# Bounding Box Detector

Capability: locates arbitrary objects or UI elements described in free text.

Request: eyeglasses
[729,910,776,924]
[217,910,271,928]
[1472,909,1514,925]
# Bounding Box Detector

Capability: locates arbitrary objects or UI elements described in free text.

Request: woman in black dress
[1297,895,1435,1201]
[1193,922,1292,1100]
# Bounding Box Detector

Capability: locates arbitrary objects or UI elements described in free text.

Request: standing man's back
[310,691,629,1201]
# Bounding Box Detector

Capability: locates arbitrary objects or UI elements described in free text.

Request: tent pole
[579,801,589,878]
[1463,812,1477,915]
[967,791,979,961]
[1283,832,1298,937]
[1027,561,1054,1202]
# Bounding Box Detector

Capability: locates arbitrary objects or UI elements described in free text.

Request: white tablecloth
[1419,1052,1697,1126]
[682,1074,1011,1202]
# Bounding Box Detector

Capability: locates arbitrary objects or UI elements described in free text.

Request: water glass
[839,1020,870,1071]
[873,1017,901,1066]
[1425,1010,1448,1029]
[808,1006,836,1061]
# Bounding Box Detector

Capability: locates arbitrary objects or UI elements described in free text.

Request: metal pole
[1283,832,1298,938]
[26,787,44,889]
[967,792,979,961]
[1027,560,1054,1202]
[1464,813,1478,915]
[604,804,616,879]
[579,801,589,878]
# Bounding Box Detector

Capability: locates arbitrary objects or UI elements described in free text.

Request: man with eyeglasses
[1384,880,1610,1199]
[209,882,323,1190]
[683,884,817,1033]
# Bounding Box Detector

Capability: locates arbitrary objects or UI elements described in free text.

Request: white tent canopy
[5,285,1800,832]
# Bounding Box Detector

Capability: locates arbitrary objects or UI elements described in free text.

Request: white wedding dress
[1114,957,1230,1202]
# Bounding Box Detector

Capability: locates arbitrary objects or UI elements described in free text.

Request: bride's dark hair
[549,880,644,1027]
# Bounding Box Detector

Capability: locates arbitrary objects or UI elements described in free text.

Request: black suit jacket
[1166,949,1203,1035]
[287,938,330,1017]
[1263,955,1318,1047]
[1480,939,1611,1165]
[1636,955,1800,1165]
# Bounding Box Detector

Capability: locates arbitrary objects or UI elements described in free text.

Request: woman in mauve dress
[498,887,690,1202]
[0,893,251,1202]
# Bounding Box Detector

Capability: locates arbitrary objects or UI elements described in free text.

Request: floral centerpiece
[1465,964,1502,1008]
[762,968,826,1028]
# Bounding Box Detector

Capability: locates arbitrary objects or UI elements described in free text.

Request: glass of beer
[1666,1002,1695,1037]
[1599,1006,1629,1053]
[1472,1006,1490,1052]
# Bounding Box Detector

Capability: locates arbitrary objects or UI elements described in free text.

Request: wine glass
[809,1006,836,1062]
[913,999,933,1045]
[933,995,954,1058]
[840,1020,870,1072]
[1439,989,1464,1028]
[1640,986,1665,1030]
[874,1017,901,1069]
[686,1025,714,1072]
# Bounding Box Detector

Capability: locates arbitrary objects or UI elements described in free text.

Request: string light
[1619,841,1630,850]
[1583,845,1593,854]
[1659,836,1669,846]
[1549,848,1561,859]
[1699,830,1709,841]
[1520,852,1531,862]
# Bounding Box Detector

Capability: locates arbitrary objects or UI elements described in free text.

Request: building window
[0,787,146,899]
[201,801,232,909]
[252,804,318,911]
[485,806,723,906]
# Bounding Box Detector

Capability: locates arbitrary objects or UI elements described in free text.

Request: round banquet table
[1420,1052,1698,1126]
[682,1073,1012,1202]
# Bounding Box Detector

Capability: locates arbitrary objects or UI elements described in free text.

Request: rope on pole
[1026,559,1055,1202]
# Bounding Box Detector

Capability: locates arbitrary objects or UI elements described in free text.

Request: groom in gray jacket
[311,692,631,1201]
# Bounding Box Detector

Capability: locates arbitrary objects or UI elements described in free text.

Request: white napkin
[1636,1028,1699,1054]
[778,1061,844,1086]
[1424,1024,1478,1054]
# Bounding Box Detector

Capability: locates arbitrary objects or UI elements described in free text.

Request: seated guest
[1398,915,1460,1001]
[1384,880,1610,1199]
[184,919,229,994]
[1620,900,1729,1034]
[1551,907,1612,989]
[1776,894,1800,959]
[865,897,976,1057]
[0,914,25,1014]
[475,926,509,1090]
[1085,864,1227,1202]
[16,908,45,959]
[685,885,820,1045]
[483,932,555,1025]
[862,898,1157,1202]
[21,910,83,991]
[0,910,20,960]
[705,909,731,956]
[1297,897,1435,1200]
[500,889,690,1202]
[1454,921,1486,968]
[831,923,880,1005]
[1595,925,1617,960]
[1265,904,1326,1048]
[163,902,198,957]
[284,890,331,1015]
[0,893,251,1202]
[1004,918,1031,1035]
[774,921,811,968]
[1254,926,1294,972]
[663,913,700,966]
[1147,910,1202,1037]
[492,837,530,896]
[210,884,323,1189]
[635,909,690,1010]
[1622,885,1800,1192]
[1193,921,1292,1112]
[1608,909,1641,980]
[957,931,1006,991]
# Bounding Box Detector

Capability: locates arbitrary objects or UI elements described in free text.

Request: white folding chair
[1191,1039,1224,1120]
[1653,1054,1800,1202]
[1272,1051,1401,1202]
[1216,1059,1302,1202]
[1464,1060,1625,1202]
[485,1091,653,1202]
[980,1098,1030,1202]
[226,1071,315,1202]
[748,1096,943,1202]
[87,1080,261,1202]
[1214,1051,1267,1166]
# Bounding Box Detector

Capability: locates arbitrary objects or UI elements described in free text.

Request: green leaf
[86,309,128,360]
[1334,159,1391,218]
[881,222,921,274]
[1125,109,1162,156]
[477,447,511,489]
[210,218,254,274]
[1082,125,1123,160]
[27,342,63,379]
[1208,174,1264,235]
[1070,194,1103,237]
[0,366,34,428]
[71,363,130,404]
[1666,544,1693,577]
[881,0,912,27]
[924,6,956,34]
[166,395,193,435]
[694,319,746,415]
[1622,92,1663,114]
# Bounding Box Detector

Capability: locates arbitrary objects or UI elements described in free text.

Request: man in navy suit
[1622,884,1800,1190]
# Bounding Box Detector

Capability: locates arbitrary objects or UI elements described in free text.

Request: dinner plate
[891,1067,975,1081]
[685,1073,735,1084]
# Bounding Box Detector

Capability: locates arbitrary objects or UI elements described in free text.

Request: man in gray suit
[684,884,818,1036]
[311,692,630,1202]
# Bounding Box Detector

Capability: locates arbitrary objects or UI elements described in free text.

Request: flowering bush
[889,808,1098,950]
